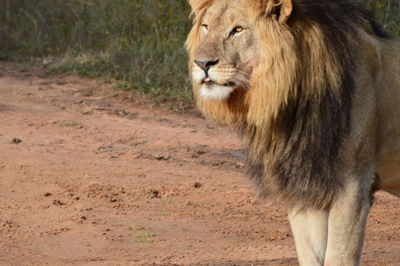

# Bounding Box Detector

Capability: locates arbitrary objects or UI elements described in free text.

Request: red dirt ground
[0,62,399,265]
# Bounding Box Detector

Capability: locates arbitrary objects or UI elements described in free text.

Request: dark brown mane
[246,0,389,208]
[289,0,391,39]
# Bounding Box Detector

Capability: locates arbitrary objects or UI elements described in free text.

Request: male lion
[186,0,400,265]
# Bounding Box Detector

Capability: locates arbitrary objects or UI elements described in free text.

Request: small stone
[52,200,65,206]
[193,182,202,188]
[11,138,22,144]
[155,154,171,161]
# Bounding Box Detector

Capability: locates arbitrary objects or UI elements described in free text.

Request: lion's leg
[324,176,373,266]
[288,206,329,266]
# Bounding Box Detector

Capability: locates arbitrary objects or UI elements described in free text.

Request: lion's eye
[230,26,244,36]
[201,24,209,30]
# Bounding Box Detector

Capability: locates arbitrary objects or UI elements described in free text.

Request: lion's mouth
[201,77,235,87]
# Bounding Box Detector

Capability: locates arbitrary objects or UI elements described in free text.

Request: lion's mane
[186,0,390,208]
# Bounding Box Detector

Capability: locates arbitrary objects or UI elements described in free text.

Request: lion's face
[190,0,259,101]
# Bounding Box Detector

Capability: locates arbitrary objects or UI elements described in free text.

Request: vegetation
[361,0,400,36]
[135,232,155,243]
[59,120,80,127]
[0,0,192,102]
[0,0,399,102]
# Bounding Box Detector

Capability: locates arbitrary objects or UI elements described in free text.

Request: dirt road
[0,62,399,265]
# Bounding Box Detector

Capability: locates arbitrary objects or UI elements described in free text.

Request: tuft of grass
[115,82,135,92]
[128,225,145,231]
[146,189,160,199]
[135,232,155,243]
[59,120,79,127]
[79,87,94,97]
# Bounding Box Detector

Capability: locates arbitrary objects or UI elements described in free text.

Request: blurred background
[0,0,399,104]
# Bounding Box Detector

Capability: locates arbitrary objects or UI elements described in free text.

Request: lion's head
[188,0,293,93]
[189,1,264,100]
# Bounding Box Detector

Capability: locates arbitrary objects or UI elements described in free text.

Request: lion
[185,0,400,265]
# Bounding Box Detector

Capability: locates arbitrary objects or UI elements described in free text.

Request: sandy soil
[0,62,399,266]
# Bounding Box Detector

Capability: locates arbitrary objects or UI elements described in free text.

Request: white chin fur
[200,85,234,101]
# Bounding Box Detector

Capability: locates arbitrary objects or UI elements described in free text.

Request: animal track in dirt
[0,62,399,265]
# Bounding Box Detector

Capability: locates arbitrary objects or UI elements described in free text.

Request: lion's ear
[271,0,293,23]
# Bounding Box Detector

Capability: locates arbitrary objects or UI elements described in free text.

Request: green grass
[0,0,398,103]
[135,232,155,243]
[59,120,79,127]
[0,0,192,103]
[128,225,145,231]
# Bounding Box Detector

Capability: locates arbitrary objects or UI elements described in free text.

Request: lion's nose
[194,59,219,72]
